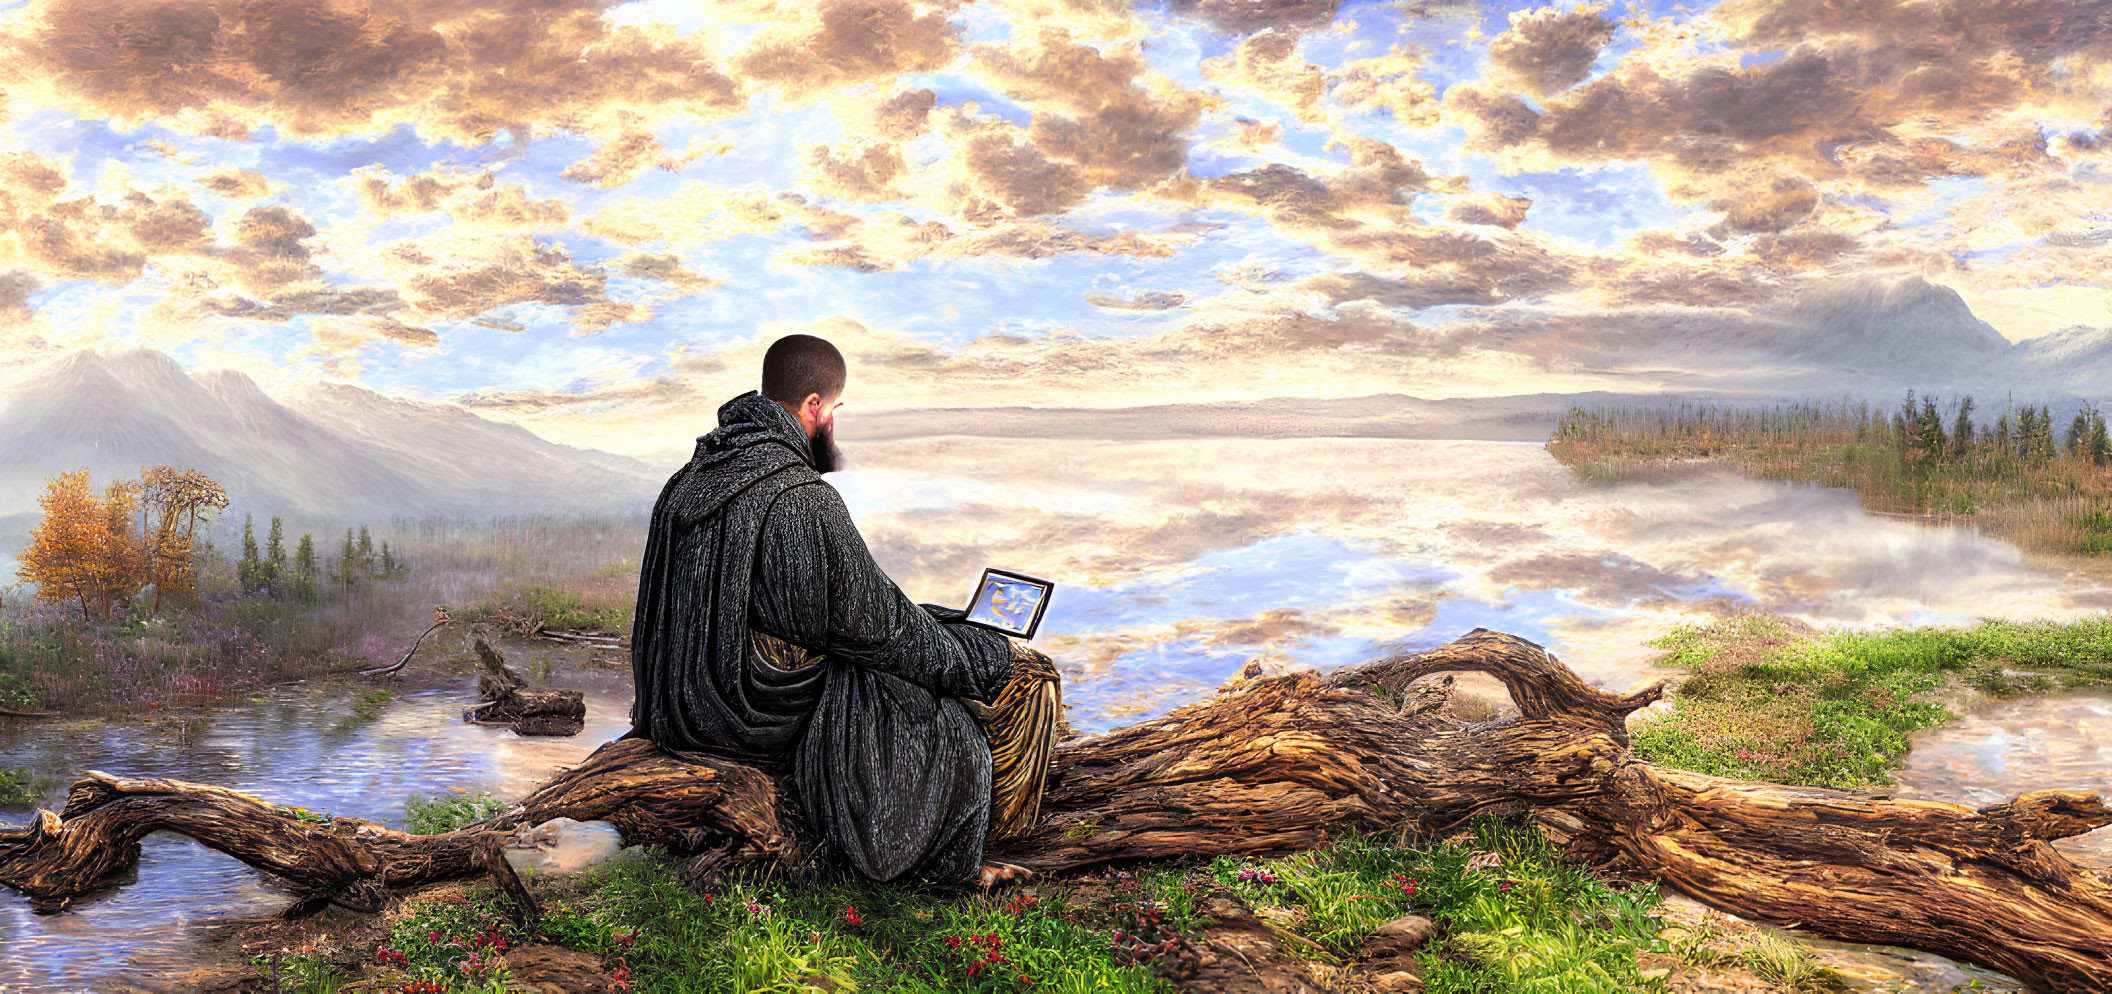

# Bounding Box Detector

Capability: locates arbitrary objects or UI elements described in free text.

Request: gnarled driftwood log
[464,634,584,736]
[3,629,2109,991]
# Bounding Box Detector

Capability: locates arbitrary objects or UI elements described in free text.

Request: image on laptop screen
[964,568,1053,639]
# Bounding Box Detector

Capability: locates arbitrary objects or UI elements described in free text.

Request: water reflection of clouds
[1892,696,2112,870]
[0,684,633,987]
[837,437,2112,731]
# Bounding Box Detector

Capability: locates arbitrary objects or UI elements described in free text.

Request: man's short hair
[760,334,847,406]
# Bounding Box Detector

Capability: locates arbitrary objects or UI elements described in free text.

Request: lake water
[6,437,2112,990]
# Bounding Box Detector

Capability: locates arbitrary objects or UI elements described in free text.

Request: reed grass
[0,514,646,713]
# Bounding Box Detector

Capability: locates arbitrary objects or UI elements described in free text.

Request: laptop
[958,568,1054,640]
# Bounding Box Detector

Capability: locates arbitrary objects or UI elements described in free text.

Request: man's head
[761,334,847,473]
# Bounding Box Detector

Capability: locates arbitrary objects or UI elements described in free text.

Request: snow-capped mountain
[1778,276,2017,375]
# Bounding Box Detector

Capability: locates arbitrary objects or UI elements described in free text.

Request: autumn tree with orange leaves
[19,466,229,620]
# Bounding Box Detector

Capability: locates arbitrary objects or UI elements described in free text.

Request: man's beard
[811,420,844,474]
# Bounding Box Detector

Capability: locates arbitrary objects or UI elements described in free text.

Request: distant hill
[0,349,663,535]
[841,391,1634,442]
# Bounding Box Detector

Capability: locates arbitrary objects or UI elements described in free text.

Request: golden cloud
[734,0,962,103]
[376,232,644,334]
[1485,5,1617,97]
[1202,30,1329,123]
[1326,45,1440,127]
[352,166,571,229]
[198,166,273,200]
[0,269,37,321]
[1168,0,1341,35]
[614,250,725,294]
[801,141,912,203]
[0,0,748,145]
[560,122,715,189]
[830,87,939,142]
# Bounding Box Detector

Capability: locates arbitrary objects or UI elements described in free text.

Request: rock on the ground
[1177,892,1338,993]
[1370,969,1425,992]
[1362,915,1436,960]
[506,944,608,994]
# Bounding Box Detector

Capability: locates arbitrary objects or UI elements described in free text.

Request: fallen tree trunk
[4,629,2110,991]
[464,634,584,736]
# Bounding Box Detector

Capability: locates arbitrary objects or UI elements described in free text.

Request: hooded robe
[626,391,1016,882]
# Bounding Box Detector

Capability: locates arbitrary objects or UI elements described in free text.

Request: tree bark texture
[3,629,2108,991]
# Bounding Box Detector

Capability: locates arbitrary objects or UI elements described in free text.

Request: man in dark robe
[626,334,1057,886]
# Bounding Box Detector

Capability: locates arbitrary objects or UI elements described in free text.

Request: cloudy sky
[0,0,2106,454]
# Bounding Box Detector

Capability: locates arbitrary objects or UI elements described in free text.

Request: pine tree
[338,528,359,593]
[264,517,285,592]
[1915,396,1945,460]
[1894,390,1917,454]
[380,541,400,577]
[2090,406,2111,468]
[2069,409,2092,459]
[294,533,317,603]
[238,514,262,593]
[1950,396,1974,459]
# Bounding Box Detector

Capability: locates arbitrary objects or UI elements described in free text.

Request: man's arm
[750,481,1014,701]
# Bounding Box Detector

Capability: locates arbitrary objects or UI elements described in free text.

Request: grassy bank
[250,801,1848,994]
[1547,397,2112,556]
[1632,611,2112,789]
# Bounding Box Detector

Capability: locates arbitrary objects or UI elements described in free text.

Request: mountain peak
[1782,274,2013,369]
[0,346,658,521]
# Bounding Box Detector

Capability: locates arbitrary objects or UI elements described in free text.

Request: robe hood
[666,391,818,530]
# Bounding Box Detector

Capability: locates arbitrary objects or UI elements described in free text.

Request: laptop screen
[964,569,1053,638]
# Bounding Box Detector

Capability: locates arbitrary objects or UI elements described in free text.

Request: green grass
[1633,611,2112,788]
[1218,822,1677,993]
[461,581,634,635]
[250,812,1839,994]
[532,851,1173,994]
[404,791,508,835]
[0,667,39,711]
[0,768,50,806]
[250,950,356,994]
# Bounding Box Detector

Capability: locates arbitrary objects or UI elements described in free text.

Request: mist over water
[4,437,2110,988]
